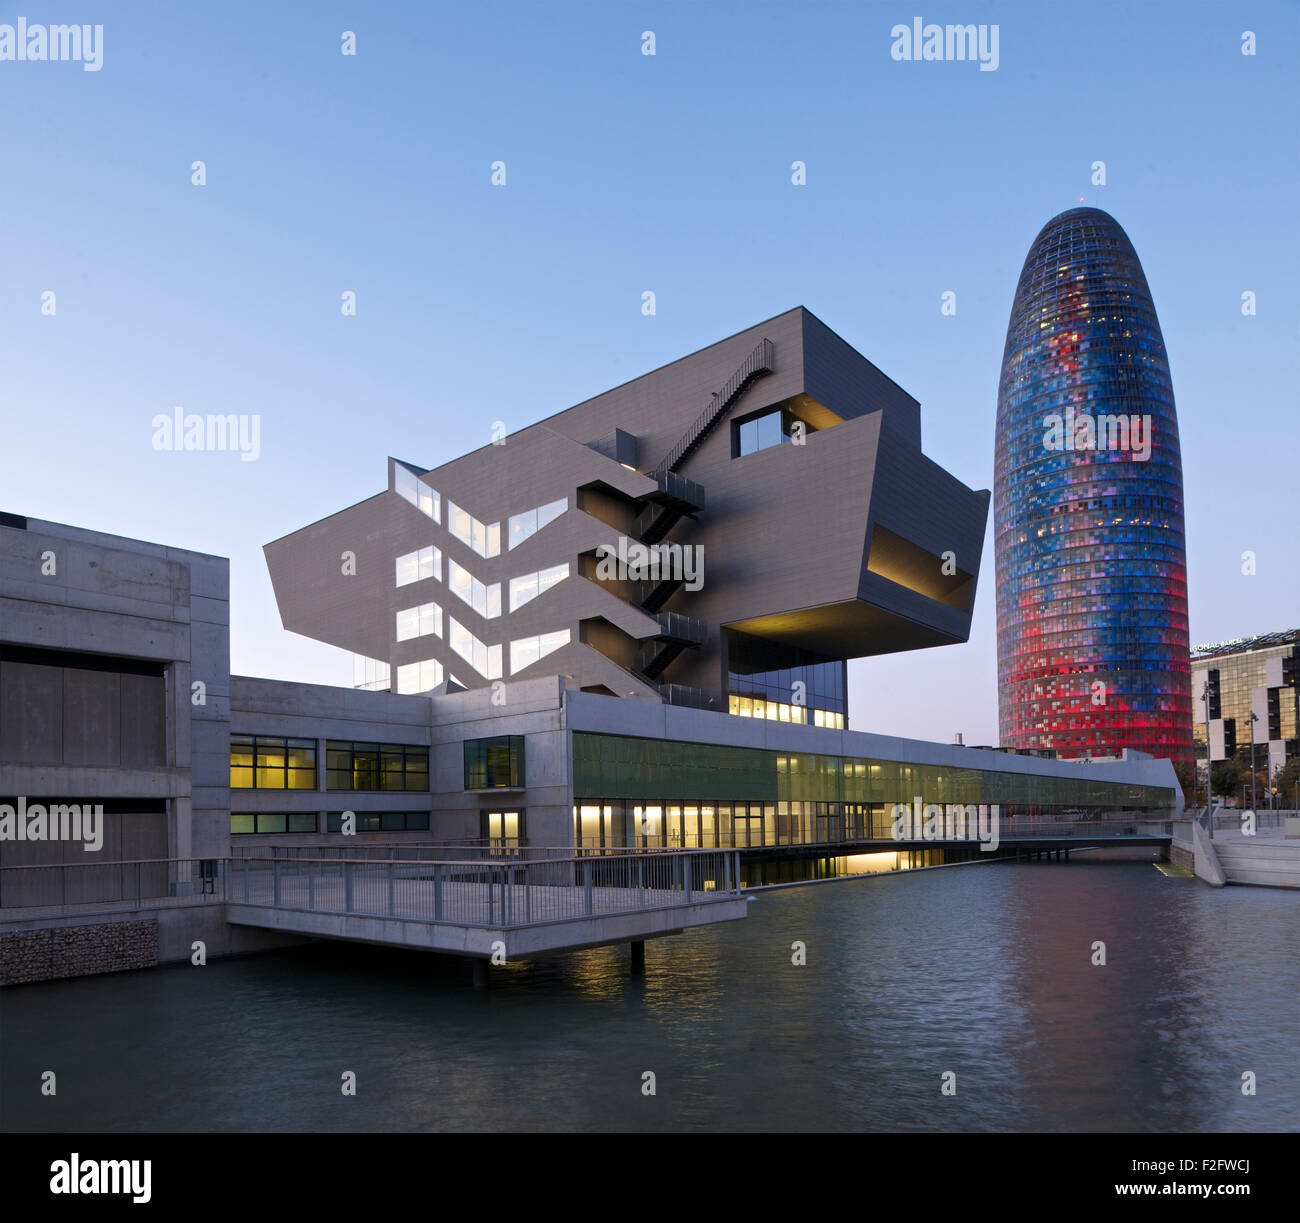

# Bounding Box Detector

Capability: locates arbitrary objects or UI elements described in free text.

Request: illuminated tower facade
[995,207,1193,764]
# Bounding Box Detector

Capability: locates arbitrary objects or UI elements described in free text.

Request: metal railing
[0,857,222,912]
[653,338,774,475]
[225,850,741,930]
[1,851,743,929]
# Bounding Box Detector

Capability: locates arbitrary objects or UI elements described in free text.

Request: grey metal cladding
[264,307,989,707]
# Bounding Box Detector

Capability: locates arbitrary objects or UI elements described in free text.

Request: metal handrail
[653,338,774,475]
[0,851,744,929]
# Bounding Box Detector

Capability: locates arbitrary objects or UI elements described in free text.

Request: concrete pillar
[472,959,489,990]
[630,940,645,976]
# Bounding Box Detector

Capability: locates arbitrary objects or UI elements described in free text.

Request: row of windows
[230,811,431,834]
[229,736,317,789]
[326,741,429,791]
[393,626,571,686]
[395,461,568,564]
[728,696,845,727]
[572,732,1176,808]
[574,800,994,850]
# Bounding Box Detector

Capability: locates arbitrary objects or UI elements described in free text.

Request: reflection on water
[2,858,1296,1132]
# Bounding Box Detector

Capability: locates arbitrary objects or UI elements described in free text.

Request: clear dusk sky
[3,0,1296,745]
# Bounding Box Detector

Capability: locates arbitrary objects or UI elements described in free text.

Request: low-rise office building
[1191,629,1300,786]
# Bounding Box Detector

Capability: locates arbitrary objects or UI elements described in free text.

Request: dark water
[3,857,1297,1132]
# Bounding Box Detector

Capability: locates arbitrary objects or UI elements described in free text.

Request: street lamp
[1249,711,1259,815]
[1199,679,1213,837]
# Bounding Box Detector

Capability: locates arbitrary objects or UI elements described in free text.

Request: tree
[1173,761,1199,807]
[1274,758,1300,808]
[1210,758,1243,800]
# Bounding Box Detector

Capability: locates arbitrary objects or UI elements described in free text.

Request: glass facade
[726,630,845,727]
[995,208,1192,764]
[572,732,1175,813]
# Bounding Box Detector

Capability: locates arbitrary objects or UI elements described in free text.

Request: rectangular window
[509,563,568,611]
[231,735,316,789]
[397,601,442,641]
[396,658,444,694]
[509,629,570,675]
[736,408,799,457]
[395,546,440,587]
[326,741,429,791]
[464,736,525,789]
[507,498,567,550]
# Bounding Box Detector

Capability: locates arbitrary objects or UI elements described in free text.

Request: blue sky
[3,0,1296,745]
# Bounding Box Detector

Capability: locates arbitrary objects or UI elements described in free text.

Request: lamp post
[1200,679,1213,837]
[1249,711,1259,815]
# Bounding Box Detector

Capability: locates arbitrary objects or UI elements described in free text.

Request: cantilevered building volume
[995,208,1193,765]
[266,307,990,727]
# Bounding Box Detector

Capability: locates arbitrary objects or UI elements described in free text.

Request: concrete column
[472,959,489,989]
[630,940,645,976]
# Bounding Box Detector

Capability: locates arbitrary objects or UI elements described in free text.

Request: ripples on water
[2,857,1297,1132]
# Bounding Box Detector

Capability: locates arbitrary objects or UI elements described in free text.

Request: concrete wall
[431,676,571,845]
[0,517,232,868]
